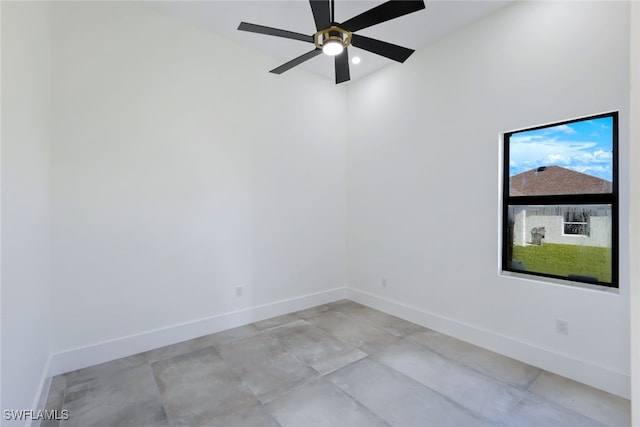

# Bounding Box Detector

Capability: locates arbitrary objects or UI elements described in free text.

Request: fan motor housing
[314,25,352,50]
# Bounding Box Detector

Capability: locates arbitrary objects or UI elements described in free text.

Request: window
[502,112,618,288]
[563,208,590,236]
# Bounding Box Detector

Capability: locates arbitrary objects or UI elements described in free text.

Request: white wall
[629,1,640,423]
[50,2,346,361]
[1,1,53,423]
[347,1,630,397]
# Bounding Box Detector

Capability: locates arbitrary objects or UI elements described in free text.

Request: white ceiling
[146,0,513,83]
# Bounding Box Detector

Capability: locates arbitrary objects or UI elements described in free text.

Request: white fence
[511,205,612,248]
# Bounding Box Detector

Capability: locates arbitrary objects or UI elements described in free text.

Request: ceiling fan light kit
[315,26,352,56]
[238,0,426,84]
[322,39,344,56]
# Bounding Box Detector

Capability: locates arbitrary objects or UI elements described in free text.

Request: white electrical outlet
[556,319,569,335]
[381,277,387,287]
[235,286,243,297]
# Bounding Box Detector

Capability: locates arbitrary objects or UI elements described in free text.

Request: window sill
[501,270,619,294]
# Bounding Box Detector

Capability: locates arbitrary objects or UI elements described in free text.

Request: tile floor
[42,300,630,427]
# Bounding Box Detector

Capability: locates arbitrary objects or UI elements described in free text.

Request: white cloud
[547,153,571,164]
[548,124,577,134]
[568,164,613,178]
[509,138,612,180]
[573,149,612,164]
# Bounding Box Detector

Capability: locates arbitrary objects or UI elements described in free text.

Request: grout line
[146,359,171,427]
[360,353,497,425]
[526,368,545,391]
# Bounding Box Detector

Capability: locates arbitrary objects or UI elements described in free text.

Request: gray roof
[510,166,612,196]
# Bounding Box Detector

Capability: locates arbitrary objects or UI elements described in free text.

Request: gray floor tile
[63,353,147,388]
[268,319,367,375]
[145,335,219,363]
[50,373,67,394]
[152,348,259,426]
[529,371,630,427]
[293,304,332,319]
[43,301,630,427]
[45,375,67,409]
[216,332,319,403]
[253,314,300,330]
[266,378,388,427]
[328,358,494,427]
[336,303,428,338]
[407,330,542,388]
[40,416,63,427]
[218,406,281,427]
[325,299,361,311]
[306,311,399,355]
[504,395,607,427]
[40,415,63,427]
[208,324,262,347]
[41,375,67,427]
[147,325,262,366]
[61,363,168,427]
[373,339,524,422]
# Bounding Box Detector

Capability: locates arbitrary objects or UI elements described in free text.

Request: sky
[508,115,614,181]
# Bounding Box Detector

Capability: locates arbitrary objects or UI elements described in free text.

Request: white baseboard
[45,285,629,401]
[346,288,630,399]
[49,287,347,377]
[28,357,52,427]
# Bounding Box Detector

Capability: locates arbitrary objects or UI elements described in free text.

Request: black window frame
[502,111,619,288]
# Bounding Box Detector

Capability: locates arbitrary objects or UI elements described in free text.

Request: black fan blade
[238,22,313,43]
[270,49,323,74]
[310,0,331,30]
[351,34,415,63]
[335,48,350,84]
[341,1,425,33]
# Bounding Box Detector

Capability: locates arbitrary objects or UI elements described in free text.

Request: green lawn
[512,243,611,283]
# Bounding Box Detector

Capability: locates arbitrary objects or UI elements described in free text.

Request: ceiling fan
[238,0,426,84]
